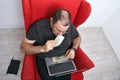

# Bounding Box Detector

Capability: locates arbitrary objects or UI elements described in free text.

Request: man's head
[50,9,71,35]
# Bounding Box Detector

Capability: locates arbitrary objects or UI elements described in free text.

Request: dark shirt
[27,19,79,58]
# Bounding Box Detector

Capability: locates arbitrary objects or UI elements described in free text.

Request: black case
[6,59,20,75]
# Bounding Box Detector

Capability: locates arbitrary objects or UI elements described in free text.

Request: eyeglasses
[54,26,68,35]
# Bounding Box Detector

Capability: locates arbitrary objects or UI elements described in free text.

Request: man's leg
[54,74,71,80]
[36,57,54,80]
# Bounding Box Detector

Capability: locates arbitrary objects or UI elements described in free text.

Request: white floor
[78,27,120,80]
[0,27,120,80]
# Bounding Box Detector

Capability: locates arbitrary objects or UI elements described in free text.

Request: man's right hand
[41,40,55,52]
[21,38,55,54]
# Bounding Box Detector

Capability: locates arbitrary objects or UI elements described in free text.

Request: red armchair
[21,0,94,80]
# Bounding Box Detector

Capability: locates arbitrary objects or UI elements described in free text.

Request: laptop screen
[45,56,77,76]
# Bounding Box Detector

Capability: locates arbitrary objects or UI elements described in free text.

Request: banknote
[52,55,69,63]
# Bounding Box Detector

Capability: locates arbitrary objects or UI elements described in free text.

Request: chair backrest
[22,0,83,32]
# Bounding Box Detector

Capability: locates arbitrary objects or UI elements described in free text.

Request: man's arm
[20,38,55,54]
[72,35,81,50]
[65,35,81,59]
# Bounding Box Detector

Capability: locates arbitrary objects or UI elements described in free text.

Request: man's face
[52,21,69,35]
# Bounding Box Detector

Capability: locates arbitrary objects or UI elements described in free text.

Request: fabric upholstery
[21,0,94,80]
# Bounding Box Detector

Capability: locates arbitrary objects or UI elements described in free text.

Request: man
[20,9,81,80]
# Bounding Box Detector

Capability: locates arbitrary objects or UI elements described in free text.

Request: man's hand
[65,48,75,59]
[42,40,55,52]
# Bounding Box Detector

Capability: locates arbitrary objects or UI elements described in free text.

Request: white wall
[81,0,120,27]
[0,0,24,28]
[103,6,120,61]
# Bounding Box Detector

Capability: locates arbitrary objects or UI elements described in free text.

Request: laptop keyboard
[49,61,75,74]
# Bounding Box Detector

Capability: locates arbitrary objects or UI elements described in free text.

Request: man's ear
[50,17,53,28]
[50,17,53,25]
[50,17,53,22]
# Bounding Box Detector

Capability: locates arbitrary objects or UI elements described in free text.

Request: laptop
[44,55,77,76]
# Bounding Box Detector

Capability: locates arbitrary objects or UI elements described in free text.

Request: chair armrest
[74,47,94,72]
[21,54,35,80]
[74,0,91,27]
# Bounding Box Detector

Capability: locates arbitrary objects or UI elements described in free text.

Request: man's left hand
[65,48,75,59]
